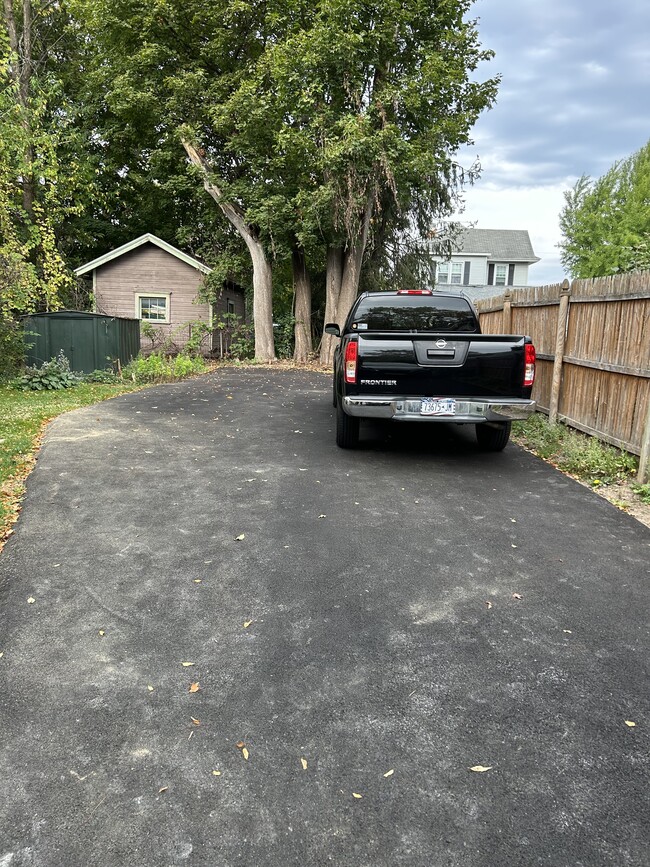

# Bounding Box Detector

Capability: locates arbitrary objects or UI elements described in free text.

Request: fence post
[638,398,650,484]
[502,291,512,333]
[549,280,571,425]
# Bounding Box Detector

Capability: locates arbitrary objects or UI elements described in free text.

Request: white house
[431,228,540,300]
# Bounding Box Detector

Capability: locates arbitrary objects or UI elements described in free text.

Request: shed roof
[453,229,540,263]
[74,233,213,276]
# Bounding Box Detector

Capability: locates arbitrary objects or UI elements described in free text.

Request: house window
[227,299,235,314]
[137,294,170,323]
[436,262,462,284]
[495,264,507,286]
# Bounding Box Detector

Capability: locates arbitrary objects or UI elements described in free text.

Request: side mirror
[324,323,340,337]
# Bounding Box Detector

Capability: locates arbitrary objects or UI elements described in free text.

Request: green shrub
[11,351,81,391]
[631,482,650,504]
[227,322,255,360]
[123,351,207,383]
[512,413,637,483]
[84,368,120,383]
[0,317,34,378]
[273,313,295,359]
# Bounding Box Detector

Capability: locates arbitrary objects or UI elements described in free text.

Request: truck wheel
[476,421,511,452]
[336,402,360,449]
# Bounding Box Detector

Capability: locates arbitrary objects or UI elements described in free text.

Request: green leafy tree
[559,140,650,278]
[73,0,496,362]
[0,0,103,317]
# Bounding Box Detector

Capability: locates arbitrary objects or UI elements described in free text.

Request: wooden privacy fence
[475,272,650,483]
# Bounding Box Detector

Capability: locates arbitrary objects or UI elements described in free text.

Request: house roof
[74,233,213,276]
[453,229,540,263]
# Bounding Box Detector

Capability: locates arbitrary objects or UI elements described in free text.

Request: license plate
[420,398,456,416]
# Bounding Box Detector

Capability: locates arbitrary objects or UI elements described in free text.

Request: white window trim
[135,292,171,324]
[494,264,508,286]
[450,262,463,284]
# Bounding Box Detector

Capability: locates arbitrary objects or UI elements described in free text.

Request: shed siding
[93,244,244,352]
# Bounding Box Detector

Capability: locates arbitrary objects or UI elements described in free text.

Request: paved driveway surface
[0,368,649,867]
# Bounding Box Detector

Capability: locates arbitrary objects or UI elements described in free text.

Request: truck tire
[336,401,360,449]
[476,421,511,452]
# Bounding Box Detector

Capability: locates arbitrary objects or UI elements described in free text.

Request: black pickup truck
[325,289,536,450]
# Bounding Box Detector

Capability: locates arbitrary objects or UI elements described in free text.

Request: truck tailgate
[353,333,530,398]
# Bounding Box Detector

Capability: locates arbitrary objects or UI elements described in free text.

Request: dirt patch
[587,478,650,530]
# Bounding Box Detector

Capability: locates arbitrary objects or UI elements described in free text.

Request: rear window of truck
[349,295,479,332]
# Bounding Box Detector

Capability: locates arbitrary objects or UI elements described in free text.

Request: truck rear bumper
[343,396,536,423]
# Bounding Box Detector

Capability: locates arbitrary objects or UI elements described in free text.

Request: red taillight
[524,343,536,387]
[344,340,358,384]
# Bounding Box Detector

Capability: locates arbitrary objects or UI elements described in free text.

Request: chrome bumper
[343,396,536,423]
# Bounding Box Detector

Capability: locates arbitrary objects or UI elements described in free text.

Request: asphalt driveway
[0,368,648,866]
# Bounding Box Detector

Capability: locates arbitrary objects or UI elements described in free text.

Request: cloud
[453,0,650,284]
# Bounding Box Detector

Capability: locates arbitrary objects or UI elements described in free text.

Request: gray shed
[74,233,246,354]
[24,310,140,374]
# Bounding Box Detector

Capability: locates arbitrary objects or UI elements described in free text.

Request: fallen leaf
[485,601,492,609]
[243,620,253,629]
[212,770,222,776]
[301,758,308,770]
[352,792,363,799]
[625,720,637,727]
[236,741,245,749]
[158,786,168,794]
[383,769,394,777]
[511,544,518,549]
[193,579,202,584]
[512,593,522,600]
[189,682,200,693]
[190,717,201,726]
[242,747,249,760]
[235,534,245,541]
[98,630,105,636]
[181,662,195,667]
[318,514,327,519]
[147,685,154,692]
[563,629,572,634]
[469,765,492,773]
[27,597,35,604]
[0,652,3,658]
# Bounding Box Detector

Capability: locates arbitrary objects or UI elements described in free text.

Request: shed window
[137,294,169,322]
[227,299,235,314]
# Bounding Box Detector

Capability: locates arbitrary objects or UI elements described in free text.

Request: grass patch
[512,413,638,485]
[0,381,142,550]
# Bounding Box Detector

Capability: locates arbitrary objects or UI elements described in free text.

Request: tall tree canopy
[75,0,497,361]
[559,139,650,279]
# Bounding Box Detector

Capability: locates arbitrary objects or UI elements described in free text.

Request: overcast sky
[454,0,650,285]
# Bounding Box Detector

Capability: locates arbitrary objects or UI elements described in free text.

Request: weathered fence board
[474,273,650,482]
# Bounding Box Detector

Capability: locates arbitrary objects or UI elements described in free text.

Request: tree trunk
[319,246,343,367]
[292,248,312,362]
[3,0,34,217]
[320,194,374,366]
[182,140,276,361]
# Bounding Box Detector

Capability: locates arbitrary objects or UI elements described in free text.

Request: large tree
[1,0,92,315]
[559,140,650,279]
[75,0,496,362]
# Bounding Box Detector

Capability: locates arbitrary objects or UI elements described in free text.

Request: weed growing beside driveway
[513,413,650,529]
